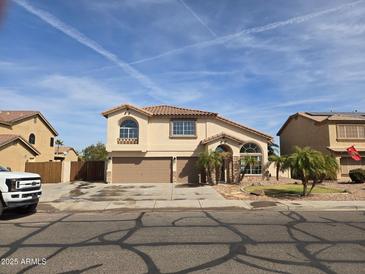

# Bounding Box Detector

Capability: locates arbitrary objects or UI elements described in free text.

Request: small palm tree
[210,151,223,184]
[307,154,339,195]
[55,139,64,154]
[240,156,258,181]
[269,155,288,181]
[197,151,213,184]
[287,146,338,196]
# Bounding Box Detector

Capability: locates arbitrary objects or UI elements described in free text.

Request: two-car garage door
[112,157,172,183]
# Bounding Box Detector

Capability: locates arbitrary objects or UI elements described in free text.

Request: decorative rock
[250,190,265,196]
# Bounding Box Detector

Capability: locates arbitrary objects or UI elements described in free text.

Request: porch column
[233,156,241,184]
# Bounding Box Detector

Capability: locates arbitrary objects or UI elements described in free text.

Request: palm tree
[307,154,339,195]
[210,151,223,184]
[287,146,338,196]
[240,156,258,181]
[269,155,288,181]
[55,139,64,154]
[197,151,214,184]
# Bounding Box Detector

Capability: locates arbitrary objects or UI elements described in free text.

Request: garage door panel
[113,157,171,183]
[177,157,201,184]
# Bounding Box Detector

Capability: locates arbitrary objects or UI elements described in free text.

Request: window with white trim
[337,124,365,139]
[240,143,262,175]
[171,120,196,136]
[120,120,138,139]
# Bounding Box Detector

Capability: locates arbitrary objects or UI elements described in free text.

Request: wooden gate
[70,161,105,182]
[25,162,62,184]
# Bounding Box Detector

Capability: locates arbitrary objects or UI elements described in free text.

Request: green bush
[349,169,365,183]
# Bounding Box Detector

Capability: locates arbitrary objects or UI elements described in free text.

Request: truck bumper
[2,190,42,208]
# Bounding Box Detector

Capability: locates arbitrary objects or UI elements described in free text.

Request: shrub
[349,169,365,183]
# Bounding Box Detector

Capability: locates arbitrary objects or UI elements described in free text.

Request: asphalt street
[0,209,364,273]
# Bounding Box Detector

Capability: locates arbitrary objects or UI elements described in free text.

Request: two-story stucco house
[278,112,365,179]
[102,104,273,184]
[0,111,58,171]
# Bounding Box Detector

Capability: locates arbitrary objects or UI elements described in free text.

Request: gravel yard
[213,177,365,201]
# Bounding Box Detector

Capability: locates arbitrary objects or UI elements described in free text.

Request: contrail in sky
[12,0,166,98]
[130,0,364,65]
[179,0,217,37]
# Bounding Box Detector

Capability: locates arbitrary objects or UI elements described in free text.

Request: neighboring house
[54,146,79,162]
[0,111,58,171]
[102,104,273,184]
[277,112,365,179]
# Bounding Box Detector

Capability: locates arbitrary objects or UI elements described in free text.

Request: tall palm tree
[55,139,64,154]
[269,155,288,181]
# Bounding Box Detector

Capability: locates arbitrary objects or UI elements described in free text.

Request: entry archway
[215,144,233,183]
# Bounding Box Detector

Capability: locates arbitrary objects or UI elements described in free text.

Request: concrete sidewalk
[40,199,365,212]
[39,182,365,212]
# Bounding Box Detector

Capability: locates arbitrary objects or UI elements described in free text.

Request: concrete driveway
[41,181,225,203]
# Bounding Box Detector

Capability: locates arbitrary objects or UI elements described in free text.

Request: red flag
[347,145,361,161]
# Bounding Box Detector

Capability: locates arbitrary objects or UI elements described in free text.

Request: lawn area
[244,183,345,197]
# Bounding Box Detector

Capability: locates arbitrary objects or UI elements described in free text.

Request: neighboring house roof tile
[0,134,40,155]
[55,146,78,155]
[0,110,58,136]
[201,133,245,145]
[142,105,218,116]
[277,111,365,136]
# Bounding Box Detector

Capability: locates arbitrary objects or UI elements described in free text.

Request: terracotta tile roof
[142,105,217,116]
[201,133,245,145]
[216,116,272,140]
[277,111,365,136]
[102,104,272,141]
[0,111,38,124]
[0,134,40,155]
[102,104,153,117]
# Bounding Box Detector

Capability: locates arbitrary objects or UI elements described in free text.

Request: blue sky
[0,0,365,150]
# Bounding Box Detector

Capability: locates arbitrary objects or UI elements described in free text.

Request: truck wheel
[0,201,3,217]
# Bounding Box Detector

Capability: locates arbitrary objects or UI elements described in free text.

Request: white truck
[0,165,42,216]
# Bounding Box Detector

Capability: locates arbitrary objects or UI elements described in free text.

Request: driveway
[41,181,225,203]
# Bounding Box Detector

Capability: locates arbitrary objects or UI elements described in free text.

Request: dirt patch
[213,178,365,201]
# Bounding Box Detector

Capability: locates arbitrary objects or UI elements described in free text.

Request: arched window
[29,133,35,145]
[240,143,262,175]
[119,119,138,143]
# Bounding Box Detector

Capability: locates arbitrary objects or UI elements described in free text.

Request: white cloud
[129,0,364,65]
[13,0,201,104]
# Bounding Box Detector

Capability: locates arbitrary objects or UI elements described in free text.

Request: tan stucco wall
[0,141,36,172]
[279,116,330,155]
[105,109,270,173]
[0,116,56,162]
[64,150,79,161]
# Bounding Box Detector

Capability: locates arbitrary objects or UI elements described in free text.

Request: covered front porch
[201,133,266,184]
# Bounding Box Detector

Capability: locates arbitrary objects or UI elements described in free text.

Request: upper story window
[337,124,365,140]
[50,137,54,147]
[171,120,196,136]
[119,119,138,144]
[240,143,262,175]
[29,133,35,145]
